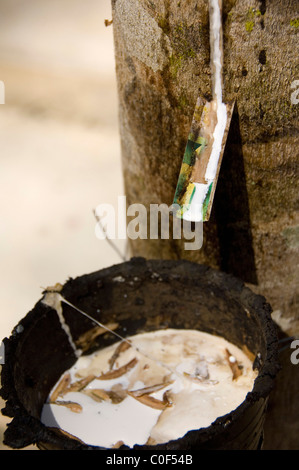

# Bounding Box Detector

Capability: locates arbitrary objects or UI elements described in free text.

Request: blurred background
[0,0,125,448]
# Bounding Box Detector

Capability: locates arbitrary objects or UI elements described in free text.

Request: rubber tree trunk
[111,0,299,449]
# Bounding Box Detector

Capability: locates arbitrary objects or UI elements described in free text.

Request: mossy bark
[111,0,299,449]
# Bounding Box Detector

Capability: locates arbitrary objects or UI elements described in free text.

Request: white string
[59,294,184,381]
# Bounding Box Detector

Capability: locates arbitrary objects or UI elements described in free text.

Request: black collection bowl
[0,258,279,450]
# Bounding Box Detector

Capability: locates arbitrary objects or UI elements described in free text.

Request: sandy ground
[0,0,126,449]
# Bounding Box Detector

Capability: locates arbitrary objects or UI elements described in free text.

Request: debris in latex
[97,357,138,380]
[225,348,242,380]
[146,436,158,445]
[55,401,83,413]
[128,391,172,410]
[112,441,124,449]
[50,372,72,402]
[128,381,174,398]
[108,340,132,370]
[127,379,174,410]
[163,390,173,406]
[64,375,96,393]
[83,387,127,404]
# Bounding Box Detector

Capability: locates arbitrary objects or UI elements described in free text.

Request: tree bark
[111,0,299,449]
